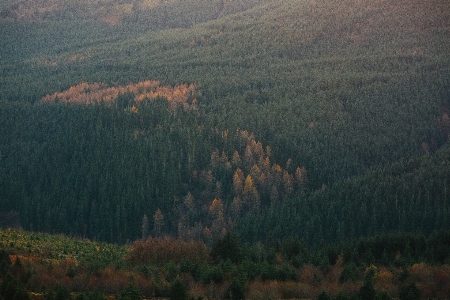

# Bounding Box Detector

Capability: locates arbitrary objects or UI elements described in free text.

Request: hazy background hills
[1,0,449,245]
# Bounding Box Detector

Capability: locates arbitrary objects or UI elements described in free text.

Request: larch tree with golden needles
[233,168,245,196]
[208,198,227,239]
[250,164,262,189]
[295,166,307,192]
[231,150,242,167]
[243,174,260,211]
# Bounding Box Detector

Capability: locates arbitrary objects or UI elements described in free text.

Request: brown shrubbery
[127,236,210,266]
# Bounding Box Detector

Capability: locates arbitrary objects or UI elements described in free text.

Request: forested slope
[0,0,449,246]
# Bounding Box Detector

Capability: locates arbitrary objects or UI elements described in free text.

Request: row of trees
[1,229,450,299]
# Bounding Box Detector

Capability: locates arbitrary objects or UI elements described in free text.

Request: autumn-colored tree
[251,140,264,159]
[231,150,242,167]
[283,170,294,196]
[295,166,307,192]
[271,163,283,188]
[233,168,245,196]
[262,157,271,172]
[285,158,293,171]
[127,237,209,266]
[250,164,262,185]
[243,174,260,211]
[209,198,224,219]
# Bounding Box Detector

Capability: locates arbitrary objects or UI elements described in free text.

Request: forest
[1,0,450,298]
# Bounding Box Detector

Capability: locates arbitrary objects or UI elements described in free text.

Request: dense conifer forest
[1,0,450,298]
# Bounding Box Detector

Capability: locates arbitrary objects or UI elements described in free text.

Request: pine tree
[153,208,165,237]
[169,279,188,300]
[141,214,149,241]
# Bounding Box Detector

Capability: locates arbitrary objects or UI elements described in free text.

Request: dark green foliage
[211,232,241,264]
[0,275,30,300]
[225,280,245,300]
[12,288,32,300]
[118,284,141,300]
[169,279,188,300]
[375,290,391,300]
[200,264,224,284]
[398,268,411,282]
[358,269,376,300]
[339,262,359,283]
[276,264,298,281]
[0,250,11,276]
[66,266,78,278]
[53,284,73,300]
[399,282,421,300]
[317,291,332,300]
[75,290,106,300]
[282,237,308,265]
[335,292,358,300]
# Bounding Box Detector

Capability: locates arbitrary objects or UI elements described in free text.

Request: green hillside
[1,0,449,248]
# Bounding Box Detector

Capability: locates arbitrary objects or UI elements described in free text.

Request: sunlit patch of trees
[40,80,197,109]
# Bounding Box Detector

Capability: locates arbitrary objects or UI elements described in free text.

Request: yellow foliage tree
[295,166,307,191]
[243,174,260,211]
[231,150,242,167]
[209,198,224,218]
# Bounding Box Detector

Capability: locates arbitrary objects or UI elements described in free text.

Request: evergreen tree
[0,250,11,276]
[169,279,188,300]
[118,284,141,300]
[399,282,421,300]
[358,269,376,300]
